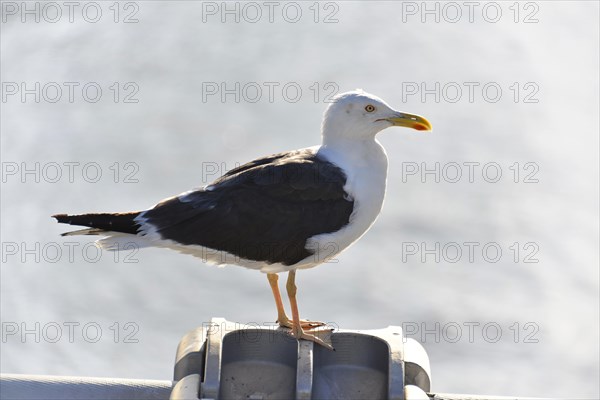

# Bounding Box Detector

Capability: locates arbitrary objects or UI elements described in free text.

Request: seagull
[52,89,432,349]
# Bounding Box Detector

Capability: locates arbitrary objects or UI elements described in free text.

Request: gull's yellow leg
[267,273,289,324]
[286,270,333,350]
[268,273,325,330]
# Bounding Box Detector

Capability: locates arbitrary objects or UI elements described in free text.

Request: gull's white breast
[297,140,389,270]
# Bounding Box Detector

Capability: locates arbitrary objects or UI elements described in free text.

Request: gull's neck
[318,133,388,172]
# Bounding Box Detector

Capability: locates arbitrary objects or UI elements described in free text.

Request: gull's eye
[365,105,376,113]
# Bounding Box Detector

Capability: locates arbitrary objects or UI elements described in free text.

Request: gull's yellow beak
[386,112,432,131]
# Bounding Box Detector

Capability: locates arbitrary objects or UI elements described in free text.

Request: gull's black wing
[141,149,354,265]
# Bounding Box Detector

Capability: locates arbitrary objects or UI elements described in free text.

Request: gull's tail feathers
[60,228,107,237]
[52,212,142,234]
[52,212,155,251]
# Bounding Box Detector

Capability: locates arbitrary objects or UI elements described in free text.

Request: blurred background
[1,1,598,397]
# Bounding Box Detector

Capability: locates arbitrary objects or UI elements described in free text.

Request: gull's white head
[321,89,431,143]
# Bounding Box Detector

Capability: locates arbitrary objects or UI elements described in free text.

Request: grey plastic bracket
[171,317,431,400]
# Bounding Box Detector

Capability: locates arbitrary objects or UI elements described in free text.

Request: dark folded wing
[141,150,354,265]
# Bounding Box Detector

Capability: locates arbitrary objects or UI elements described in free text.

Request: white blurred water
[1,1,598,398]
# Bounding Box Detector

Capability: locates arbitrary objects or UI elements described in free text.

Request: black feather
[52,212,141,235]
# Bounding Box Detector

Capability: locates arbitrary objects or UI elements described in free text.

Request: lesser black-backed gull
[53,89,432,349]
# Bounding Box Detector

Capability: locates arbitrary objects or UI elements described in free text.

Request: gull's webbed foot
[277,316,326,330]
[289,324,334,350]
